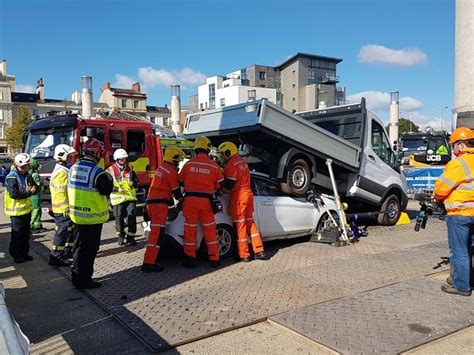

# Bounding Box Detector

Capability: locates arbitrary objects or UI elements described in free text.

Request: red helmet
[82,138,105,158]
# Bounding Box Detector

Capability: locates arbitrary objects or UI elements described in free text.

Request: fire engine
[24,110,193,210]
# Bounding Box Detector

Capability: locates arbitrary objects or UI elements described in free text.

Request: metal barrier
[0,284,30,354]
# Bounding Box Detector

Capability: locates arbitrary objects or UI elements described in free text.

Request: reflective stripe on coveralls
[179,154,223,261]
[143,162,179,265]
[224,154,264,258]
[434,154,474,216]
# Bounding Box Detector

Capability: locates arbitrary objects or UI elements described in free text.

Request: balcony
[320,73,339,84]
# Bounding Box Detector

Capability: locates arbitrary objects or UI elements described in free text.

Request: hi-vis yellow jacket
[106,163,137,206]
[434,150,474,216]
[50,163,69,214]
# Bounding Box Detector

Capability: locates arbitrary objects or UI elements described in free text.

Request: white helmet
[113,148,128,161]
[54,144,77,162]
[14,153,31,167]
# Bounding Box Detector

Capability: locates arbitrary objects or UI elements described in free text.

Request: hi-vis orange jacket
[434,150,474,216]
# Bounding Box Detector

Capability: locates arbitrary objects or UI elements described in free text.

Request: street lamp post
[441,106,448,133]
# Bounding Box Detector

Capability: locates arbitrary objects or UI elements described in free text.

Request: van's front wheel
[378,194,401,226]
[280,158,311,196]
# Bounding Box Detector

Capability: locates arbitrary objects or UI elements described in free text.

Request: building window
[220,98,226,107]
[163,117,169,127]
[0,91,3,100]
[308,69,316,83]
[121,99,127,108]
[292,97,295,101]
[259,71,266,80]
[149,116,155,123]
[209,84,216,109]
[0,110,3,120]
[133,100,139,109]
[200,103,204,110]
[248,90,256,101]
[0,125,4,139]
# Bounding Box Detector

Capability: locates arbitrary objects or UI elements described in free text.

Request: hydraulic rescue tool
[413,192,446,232]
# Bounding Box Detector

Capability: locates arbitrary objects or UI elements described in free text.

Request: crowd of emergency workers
[3,135,269,290]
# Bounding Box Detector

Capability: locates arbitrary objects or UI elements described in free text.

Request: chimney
[103,82,111,91]
[36,78,45,102]
[132,82,141,93]
[170,85,182,133]
[389,91,400,144]
[81,76,93,118]
[0,59,6,75]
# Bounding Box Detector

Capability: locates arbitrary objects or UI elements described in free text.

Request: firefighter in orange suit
[142,147,185,272]
[218,141,269,262]
[179,136,224,268]
[434,127,474,296]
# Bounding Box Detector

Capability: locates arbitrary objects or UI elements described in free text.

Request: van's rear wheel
[280,158,311,196]
[378,194,401,226]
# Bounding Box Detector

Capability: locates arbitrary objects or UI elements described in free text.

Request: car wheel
[280,158,311,196]
[317,211,338,231]
[216,223,235,259]
[378,194,401,226]
[199,223,235,259]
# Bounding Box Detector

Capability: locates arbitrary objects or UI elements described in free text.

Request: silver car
[160,173,338,258]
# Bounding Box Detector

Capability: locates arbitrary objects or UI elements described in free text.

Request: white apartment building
[198,75,276,111]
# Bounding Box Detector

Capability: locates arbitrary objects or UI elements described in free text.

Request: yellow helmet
[194,136,212,152]
[163,146,185,165]
[218,141,238,159]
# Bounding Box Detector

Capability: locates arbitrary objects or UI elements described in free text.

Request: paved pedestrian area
[22,213,473,353]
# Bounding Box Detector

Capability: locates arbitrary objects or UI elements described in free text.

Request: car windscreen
[25,126,75,158]
[401,139,426,152]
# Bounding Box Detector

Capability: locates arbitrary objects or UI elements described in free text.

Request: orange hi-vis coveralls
[224,154,264,258]
[179,152,223,261]
[434,150,474,216]
[143,162,181,266]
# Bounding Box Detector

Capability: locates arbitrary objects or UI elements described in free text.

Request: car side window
[371,120,392,165]
[252,178,281,196]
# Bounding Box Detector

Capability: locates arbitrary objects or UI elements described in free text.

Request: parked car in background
[161,172,338,258]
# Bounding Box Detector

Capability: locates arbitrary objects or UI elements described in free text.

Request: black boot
[141,263,164,273]
[76,280,102,290]
[183,255,196,269]
[127,236,137,246]
[117,234,125,246]
[49,255,70,267]
[210,260,220,268]
[255,251,270,260]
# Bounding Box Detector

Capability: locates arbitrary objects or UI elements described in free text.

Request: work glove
[62,208,69,218]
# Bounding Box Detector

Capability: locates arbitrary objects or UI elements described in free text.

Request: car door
[357,117,399,203]
[252,177,315,238]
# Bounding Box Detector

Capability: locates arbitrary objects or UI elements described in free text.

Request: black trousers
[113,201,137,237]
[9,213,31,259]
[71,223,102,286]
[51,214,76,259]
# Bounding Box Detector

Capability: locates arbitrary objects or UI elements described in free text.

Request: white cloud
[15,84,35,93]
[347,91,423,112]
[113,74,136,90]
[112,67,207,92]
[399,96,423,111]
[138,66,206,89]
[358,44,428,67]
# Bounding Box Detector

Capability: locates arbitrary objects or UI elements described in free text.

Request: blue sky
[1,0,454,129]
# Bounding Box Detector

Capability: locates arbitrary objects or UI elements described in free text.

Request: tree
[385,117,420,135]
[5,105,32,151]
